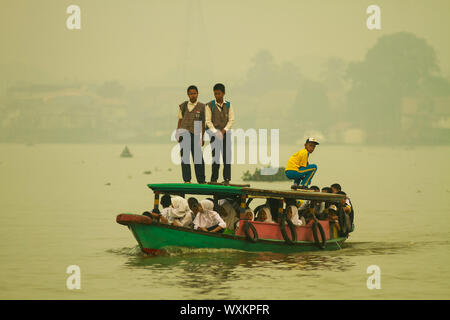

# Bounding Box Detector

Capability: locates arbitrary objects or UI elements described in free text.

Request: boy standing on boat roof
[205,83,235,185]
[176,85,206,184]
[285,138,319,190]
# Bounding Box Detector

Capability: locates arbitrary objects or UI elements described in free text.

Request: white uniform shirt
[160,207,171,221]
[179,211,194,227]
[193,210,227,230]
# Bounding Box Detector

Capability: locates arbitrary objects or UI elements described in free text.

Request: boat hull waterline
[117,214,348,254]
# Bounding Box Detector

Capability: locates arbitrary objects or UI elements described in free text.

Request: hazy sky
[1,0,450,89]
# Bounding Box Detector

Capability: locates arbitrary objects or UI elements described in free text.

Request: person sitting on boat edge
[337,191,352,214]
[285,137,319,190]
[193,199,226,233]
[331,183,352,208]
[331,183,341,194]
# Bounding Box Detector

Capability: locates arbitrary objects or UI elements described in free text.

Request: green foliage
[346,32,447,144]
[242,167,289,181]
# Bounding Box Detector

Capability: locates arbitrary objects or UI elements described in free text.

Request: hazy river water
[0,143,449,299]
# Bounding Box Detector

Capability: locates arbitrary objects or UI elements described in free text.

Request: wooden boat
[116,183,353,254]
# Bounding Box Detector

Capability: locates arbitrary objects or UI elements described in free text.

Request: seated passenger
[266,198,283,223]
[337,191,352,214]
[187,197,199,211]
[321,186,332,193]
[286,205,306,227]
[332,183,352,207]
[193,199,226,233]
[242,208,254,221]
[160,196,191,227]
[321,187,332,213]
[327,204,340,229]
[328,200,351,232]
[257,206,274,223]
[143,193,172,220]
[331,183,341,194]
[171,196,194,228]
[186,197,200,228]
[217,199,239,232]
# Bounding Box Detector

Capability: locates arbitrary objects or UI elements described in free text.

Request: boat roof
[147,183,345,202]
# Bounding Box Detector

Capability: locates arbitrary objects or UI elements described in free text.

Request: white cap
[305,137,319,145]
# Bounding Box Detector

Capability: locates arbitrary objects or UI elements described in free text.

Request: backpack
[210,100,230,112]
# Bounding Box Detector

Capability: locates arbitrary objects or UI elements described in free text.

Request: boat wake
[107,245,246,257]
[107,246,145,257]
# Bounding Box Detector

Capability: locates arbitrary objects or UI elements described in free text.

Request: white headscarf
[193,199,226,230]
[170,196,191,219]
[287,205,303,226]
[260,207,274,223]
[244,208,254,221]
[218,199,239,229]
[200,199,214,213]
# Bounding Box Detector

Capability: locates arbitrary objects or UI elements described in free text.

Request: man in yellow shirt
[285,137,319,190]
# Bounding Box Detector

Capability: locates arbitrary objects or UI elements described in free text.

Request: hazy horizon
[1,0,449,145]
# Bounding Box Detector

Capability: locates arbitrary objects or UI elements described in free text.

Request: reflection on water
[111,239,423,269]
[106,240,432,299]
[106,240,440,298]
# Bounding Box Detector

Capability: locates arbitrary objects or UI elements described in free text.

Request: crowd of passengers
[142,183,352,234]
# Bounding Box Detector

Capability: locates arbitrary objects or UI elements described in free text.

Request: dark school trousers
[179,132,205,183]
[210,132,231,182]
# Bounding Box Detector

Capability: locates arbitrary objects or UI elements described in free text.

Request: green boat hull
[127,223,347,254]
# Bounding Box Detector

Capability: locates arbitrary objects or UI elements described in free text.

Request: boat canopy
[147,183,345,202]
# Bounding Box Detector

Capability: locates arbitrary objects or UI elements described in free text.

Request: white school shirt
[161,206,188,224]
[160,207,171,222]
[179,211,194,227]
[193,210,227,230]
[177,100,198,119]
[205,100,235,133]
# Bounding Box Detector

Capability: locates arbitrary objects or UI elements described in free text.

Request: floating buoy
[120,146,133,158]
